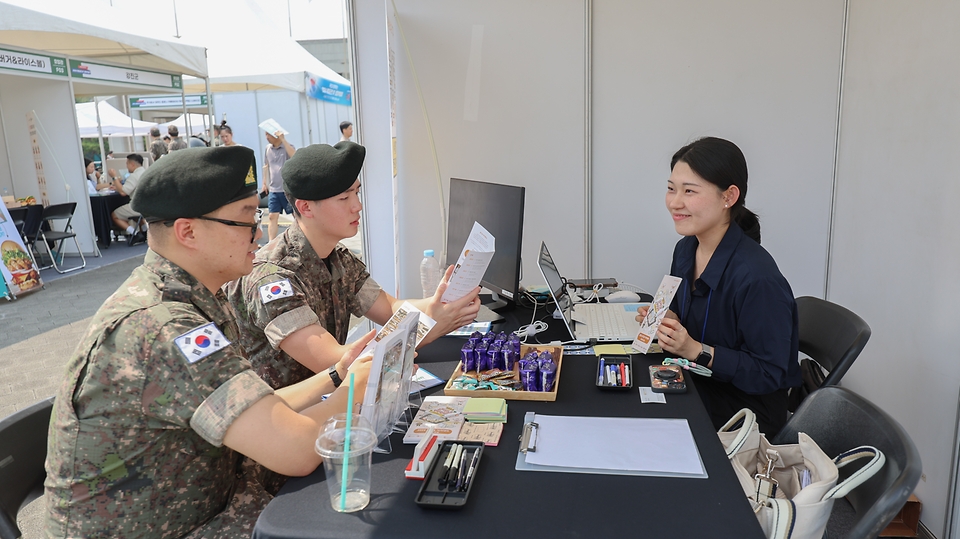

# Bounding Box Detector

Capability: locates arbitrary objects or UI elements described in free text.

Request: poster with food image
[0,204,42,295]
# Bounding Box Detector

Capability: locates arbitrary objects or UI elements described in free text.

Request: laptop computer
[537,241,646,343]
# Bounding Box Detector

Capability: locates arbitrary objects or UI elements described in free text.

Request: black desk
[253,305,765,539]
[88,194,128,248]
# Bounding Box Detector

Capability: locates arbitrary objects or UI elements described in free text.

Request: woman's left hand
[656,318,700,360]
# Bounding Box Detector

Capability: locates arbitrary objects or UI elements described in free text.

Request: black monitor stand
[475,292,508,323]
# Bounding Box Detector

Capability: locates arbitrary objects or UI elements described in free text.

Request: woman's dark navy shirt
[669,224,801,396]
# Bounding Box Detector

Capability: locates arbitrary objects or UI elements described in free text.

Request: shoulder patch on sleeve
[175,322,231,364]
[259,278,294,304]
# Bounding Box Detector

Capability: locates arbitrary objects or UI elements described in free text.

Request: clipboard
[515,412,708,479]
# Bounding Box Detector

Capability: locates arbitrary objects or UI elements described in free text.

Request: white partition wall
[387,0,587,298]
[828,1,960,536]
[0,73,94,253]
[591,0,845,296]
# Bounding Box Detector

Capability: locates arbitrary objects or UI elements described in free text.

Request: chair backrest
[40,202,77,228]
[771,386,922,539]
[15,205,44,243]
[796,296,871,386]
[0,396,54,539]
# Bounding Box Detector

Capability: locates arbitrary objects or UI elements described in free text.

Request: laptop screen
[537,242,577,337]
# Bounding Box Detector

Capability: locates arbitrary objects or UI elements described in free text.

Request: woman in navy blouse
[640,137,801,435]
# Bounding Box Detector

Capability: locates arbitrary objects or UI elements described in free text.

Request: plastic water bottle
[420,249,441,298]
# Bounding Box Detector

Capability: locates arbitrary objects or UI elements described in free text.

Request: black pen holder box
[596,354,633,390]
[416,440,485,510]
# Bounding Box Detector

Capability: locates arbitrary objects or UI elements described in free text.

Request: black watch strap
[328,366,343,388]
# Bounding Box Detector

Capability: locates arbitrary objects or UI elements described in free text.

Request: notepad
[462,398,507,423]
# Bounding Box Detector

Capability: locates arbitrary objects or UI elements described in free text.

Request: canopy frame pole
[204,77,214,144]
[94,97,107,175]
[124,94,136,152]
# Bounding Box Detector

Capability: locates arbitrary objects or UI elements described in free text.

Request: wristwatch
[327,366,343,388]
[696,343,713,366]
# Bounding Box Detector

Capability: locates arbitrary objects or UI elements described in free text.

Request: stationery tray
[416,441,485,509]
[596,355,634,391]
[443,345,563,401]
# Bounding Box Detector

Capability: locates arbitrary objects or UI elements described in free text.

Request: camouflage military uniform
[225,221,381,390]
[44,250,275,538]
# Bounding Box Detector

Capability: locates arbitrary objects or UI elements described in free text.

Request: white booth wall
[212,89,352,187]
[0,72,95,254]
[356,0,959,535]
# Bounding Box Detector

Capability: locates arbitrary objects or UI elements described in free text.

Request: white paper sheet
[524,415,704,477]
[441,221,495,303]
[258,118,288,135]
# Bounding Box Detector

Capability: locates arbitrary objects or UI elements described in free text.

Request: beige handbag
[719,409,885,539]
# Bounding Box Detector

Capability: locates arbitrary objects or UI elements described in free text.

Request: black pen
[454,446,468,491]
[445,444,463,489]
[438,444,457,486]
[461,448,480,491]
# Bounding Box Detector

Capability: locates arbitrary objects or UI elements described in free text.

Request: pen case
[415,440,485,510]
[596,354,633,391]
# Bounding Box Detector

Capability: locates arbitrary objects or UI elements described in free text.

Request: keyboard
[574,303,630,340]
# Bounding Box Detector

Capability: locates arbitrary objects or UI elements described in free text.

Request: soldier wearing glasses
[44,146,375,538]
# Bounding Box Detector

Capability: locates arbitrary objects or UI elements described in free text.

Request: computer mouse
[605,290,642,303]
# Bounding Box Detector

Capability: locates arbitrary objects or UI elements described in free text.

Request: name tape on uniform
[175,322,230,364]
[259,278,294,304]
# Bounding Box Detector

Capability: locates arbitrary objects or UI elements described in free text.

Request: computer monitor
[446,178,525,317]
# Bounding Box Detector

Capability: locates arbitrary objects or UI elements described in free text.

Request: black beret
[132,146,258,220]
[281,141,365,201]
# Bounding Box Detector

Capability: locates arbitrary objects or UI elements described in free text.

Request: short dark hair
[150,126,161,137]
[127,154,144,166]
[284,192,302,218]
[339,121,352,133]
[168,125,179,137]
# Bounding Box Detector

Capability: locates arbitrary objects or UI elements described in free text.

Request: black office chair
[772,386,922,539]
[789,296,871,410]
[33,203,86,274]
[0,397,54,539]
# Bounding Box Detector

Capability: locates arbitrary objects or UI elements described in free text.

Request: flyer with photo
[631,275,682,354]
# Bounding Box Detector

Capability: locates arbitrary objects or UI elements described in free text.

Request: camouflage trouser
[183,459,274,538]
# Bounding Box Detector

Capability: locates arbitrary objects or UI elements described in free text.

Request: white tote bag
[719,409,885,539]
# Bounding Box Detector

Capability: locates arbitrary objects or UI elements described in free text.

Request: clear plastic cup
[315,413,377,513]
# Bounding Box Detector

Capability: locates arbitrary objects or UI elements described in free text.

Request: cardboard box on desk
[444,344,563,402]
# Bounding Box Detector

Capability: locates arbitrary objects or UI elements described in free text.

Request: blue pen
[598,358,605,384]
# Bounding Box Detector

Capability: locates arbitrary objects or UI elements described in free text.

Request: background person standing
[261,130,296,240]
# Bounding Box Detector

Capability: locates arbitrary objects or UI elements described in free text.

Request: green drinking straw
[340,372,355,511]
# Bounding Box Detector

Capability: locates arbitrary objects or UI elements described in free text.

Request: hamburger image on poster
[2,240,40,290]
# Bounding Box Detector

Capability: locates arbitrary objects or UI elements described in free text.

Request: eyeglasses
[195,209,262,243]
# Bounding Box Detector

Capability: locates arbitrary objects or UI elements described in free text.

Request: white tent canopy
[159,113,211,137]
[0,1,208,78]
[75,101,157,138]
[175,0,348,94]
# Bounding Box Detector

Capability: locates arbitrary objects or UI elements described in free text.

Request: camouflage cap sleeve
[142,307,260,429]
[191,370,274,446]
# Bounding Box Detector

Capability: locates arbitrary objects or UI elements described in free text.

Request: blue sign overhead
[306,76,351,106]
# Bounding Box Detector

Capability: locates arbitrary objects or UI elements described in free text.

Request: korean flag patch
[259,279,294,304]
[175,323,231,364]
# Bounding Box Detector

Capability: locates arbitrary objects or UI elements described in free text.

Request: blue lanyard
[681,281,712,343]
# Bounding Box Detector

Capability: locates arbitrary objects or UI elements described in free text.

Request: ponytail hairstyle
[670,137,760,243]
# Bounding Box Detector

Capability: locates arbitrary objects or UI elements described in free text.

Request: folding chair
[33,203,86,274]
[0,397,54,539]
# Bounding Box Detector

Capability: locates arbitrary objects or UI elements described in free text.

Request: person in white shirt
[339,121,353,142]
[109,154,147,243]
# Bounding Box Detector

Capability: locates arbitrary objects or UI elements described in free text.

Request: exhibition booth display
[0,1,209,268]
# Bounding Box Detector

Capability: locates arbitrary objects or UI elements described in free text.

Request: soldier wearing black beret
[226,144,484,490]
[45,145,375,538]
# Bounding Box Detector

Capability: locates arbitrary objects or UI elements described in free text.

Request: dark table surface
[253,300,765,539]
[88,194,129,248]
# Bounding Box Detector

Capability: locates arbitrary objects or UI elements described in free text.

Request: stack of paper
[463,398,507,423]
[403,396,468,444]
